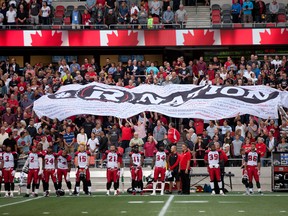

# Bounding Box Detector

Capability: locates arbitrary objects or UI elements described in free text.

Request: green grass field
[0,193,288,216]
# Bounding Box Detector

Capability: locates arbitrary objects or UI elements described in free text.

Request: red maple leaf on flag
[30,31,63,46]
[259,29,288,45]
[107,31,138,46]
[183,30,215,46]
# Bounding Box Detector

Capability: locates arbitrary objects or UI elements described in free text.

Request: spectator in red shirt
[84,58,92,70]
[17,77,27,94]
[194,118,204,135]
[265,118,279,139]
[125,80,135,89]
[7,94,19,112]
[206,64,215,81]
[144,135,157,158]
[167,122,180,145]
[179,143,191,194]
[119,118,133,152]
[255,137,266,166]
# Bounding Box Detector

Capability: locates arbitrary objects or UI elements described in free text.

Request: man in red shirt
[179,144,191,194]
[167,122,180,145]
[119,119,133,152]
[17,77,27,94]
[206,64,215,81]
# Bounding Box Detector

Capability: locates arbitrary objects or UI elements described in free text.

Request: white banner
[33,83,288,121]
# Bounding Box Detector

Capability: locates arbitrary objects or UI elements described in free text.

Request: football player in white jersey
[204,143,224,195]
[43,146,58,197]
[57,149,72,195]
[101,144,121,196]
[23,146,43,197]
[244,143,262,195]
[0,146,17,197]
[151,144,168,196]
[74,144,92,196]
[129,145,144,195]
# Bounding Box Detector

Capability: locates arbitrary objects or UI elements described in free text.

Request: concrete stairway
[185,6,211,28]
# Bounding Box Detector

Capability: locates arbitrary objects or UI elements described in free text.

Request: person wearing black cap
[179,143,191,194]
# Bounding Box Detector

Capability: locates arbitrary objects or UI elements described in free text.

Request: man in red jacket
[167,123,180,145]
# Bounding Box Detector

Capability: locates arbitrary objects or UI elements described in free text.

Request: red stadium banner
[0,28,287,47]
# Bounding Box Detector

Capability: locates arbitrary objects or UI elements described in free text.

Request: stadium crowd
[0,54,288,162]
[0,54,288,198]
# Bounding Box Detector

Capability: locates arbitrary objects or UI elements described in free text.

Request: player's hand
[209,164,213,169]
[11,170,16,177]
[244,170,248,175]
[53,169,57,176]
[117,169,121,176]
[38,170,43,176]
[0,170,2,176]
[214,164,219,168]
[185,169,188,174]
[258,170,261,176]
[137,166,141,170]
[85,165,89,170]
[66,173,70,182]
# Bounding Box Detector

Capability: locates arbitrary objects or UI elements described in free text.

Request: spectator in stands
[118,1,129,24]
[105,0,116,13]
[269,0,279,22]
[175,4,187,28]
[242,0,253,23]
[138,6,147,27]
[231,0,241,23]
[254,0,266,23]
[29,0,40,26]
[150,0,160,17]
[95,3,105,28]
[130,2,139,21]
[0,2,8,24]
[85,0,96,15]
[144,135,157,158]
[162,6,174,28]
[0,8,4,27]
[153,120,167,147]
[17,4,27,27]
[40,1,50,25]
[6,5,16,26]
[277,137,288,152]
[82,9,91,28]
[0,126,9,146]
[71,6,82,29]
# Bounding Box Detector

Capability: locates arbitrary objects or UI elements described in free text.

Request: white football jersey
[44,153,56,169]
[246,151,260,166]
[57,154,72,169]
[208,151,220,166]
[155,151,167,168]
[130,152,143,166]
[76,151,90,168]
[3,152,16,168]
[106,151,119,169]
[27,152,41,169]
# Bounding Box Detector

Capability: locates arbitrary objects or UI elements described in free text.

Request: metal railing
[0,22,287,30]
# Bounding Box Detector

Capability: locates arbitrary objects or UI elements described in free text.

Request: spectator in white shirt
[87,132,99,154]
[130,3,139,21]
[271,55,282,70]
[6,5,16,25]
[77,127,88,147]
[40,1,50,25]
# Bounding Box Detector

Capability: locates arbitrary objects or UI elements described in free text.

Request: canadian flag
[0,30,24,46]
[253,28,288,45]
[100,30,145,46]
[23,30,69,46]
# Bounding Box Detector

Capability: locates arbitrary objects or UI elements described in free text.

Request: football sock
[26,189,30,194]
[210,182,215,190]
[218,181,222,189]
[54,182,58,191]
[152,182,157,193]
[138,181,143,190]
[161,182,165,194]
[87,181,91,192]
[132,180,136,190]
[107,182,112,190]
[256,182,261,189]
[32,183,35,192]
[58,182,62,189]
[11,183,14,191]
[67,181,72,190]
[5,191,8,196]
[4,183,9,191]
[35,189,39,194]
[76,187,80,193]
[35,184,39,189]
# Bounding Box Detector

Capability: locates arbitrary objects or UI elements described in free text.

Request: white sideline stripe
[158,195,174,216]
[0,197,42,208]
[81,212,88,214]
[174,201,209,204]
[280,211,286,213]
[219,201,246,204]
[199,211,206,213]
[148,201,165,204]
[128,201,144,204]
[2,213,9,215]
[238,210,245,213]
[120,211,127,214]
[42,212,50,215]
